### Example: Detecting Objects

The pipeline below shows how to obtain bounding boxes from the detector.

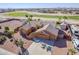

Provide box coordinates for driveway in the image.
[0,48,15,55]
[28,42,51,55]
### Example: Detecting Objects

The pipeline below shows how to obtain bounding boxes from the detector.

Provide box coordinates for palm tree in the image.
[14,39,24,48]
[30,15,33,20]
[38,18,43,28]
[67,48,76,55]
[4,26,14,39]
[19,39,24,48]
[27,15,33,26]
[27,17,31,25]
[63,16,68,22]
[14,15,33,33]
[14,14,33,33]
[5,26,9,32]
[0,35,6,44]
[25,15,28,18]
[57,16,62,24]
[55,17,62,28]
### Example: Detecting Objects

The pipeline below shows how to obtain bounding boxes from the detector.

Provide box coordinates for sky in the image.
[0,3,79,8]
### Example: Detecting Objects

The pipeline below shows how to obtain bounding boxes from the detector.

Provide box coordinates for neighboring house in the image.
[0,20,22,32]
[20,21,42,35]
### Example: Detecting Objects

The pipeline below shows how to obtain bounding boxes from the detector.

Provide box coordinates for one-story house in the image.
[28,24,59,40]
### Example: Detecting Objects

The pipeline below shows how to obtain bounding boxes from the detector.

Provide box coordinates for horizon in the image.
[0,3,79,9]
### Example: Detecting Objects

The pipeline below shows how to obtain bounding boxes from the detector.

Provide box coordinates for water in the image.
[33,38,54,46]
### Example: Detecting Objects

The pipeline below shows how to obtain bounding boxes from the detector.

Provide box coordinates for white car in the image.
[70,25,79,50]
[71,25,79,35]
[72,36,79,50]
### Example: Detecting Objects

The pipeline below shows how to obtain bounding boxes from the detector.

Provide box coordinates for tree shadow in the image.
[54,29,67,48]
[54,38,67,48]
[18,47,29,55]
[19,30,27,39]
[19,30,31,40]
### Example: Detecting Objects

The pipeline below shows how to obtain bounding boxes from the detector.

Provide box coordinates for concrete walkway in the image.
[28,42,51,55]
[0,48,16,55]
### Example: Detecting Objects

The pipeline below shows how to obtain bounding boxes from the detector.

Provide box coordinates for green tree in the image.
[19,39,24,48]
[14,15,31,33]
[0,35,6,44]
[25,15,28,18]
[14,39,24,48]
[5,26,9,31]
[26,15,33,25]
[4,27,14,39]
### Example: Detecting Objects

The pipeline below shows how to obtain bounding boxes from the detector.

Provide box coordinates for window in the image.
[75,31,78,33]
[77,45,79,47]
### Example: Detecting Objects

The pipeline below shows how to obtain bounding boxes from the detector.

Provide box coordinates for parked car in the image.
[70,25,79,50]
[72,36,79,50]
[71,25,79,35]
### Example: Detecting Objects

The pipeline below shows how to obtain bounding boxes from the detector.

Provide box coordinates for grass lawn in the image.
[5,11,79,20]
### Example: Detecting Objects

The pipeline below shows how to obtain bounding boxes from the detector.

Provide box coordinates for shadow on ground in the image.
[18,47,29,55]
[54,39,67,48]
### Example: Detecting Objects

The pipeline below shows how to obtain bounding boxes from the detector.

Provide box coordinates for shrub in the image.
[68,48,76,55]
[0,35,6,44]
[14,40,19,46]
[19,39,24,48]
[4,27,14,38]
[14,39,24,48]
[25,15,28,17]
[5,27,9,31]
[4,31,13,38]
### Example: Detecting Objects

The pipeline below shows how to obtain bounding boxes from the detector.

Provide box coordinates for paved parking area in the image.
[28,38,54,55]
[28,42,51,55]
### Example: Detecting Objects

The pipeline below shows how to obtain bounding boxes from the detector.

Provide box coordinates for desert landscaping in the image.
[0,8,79,55]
